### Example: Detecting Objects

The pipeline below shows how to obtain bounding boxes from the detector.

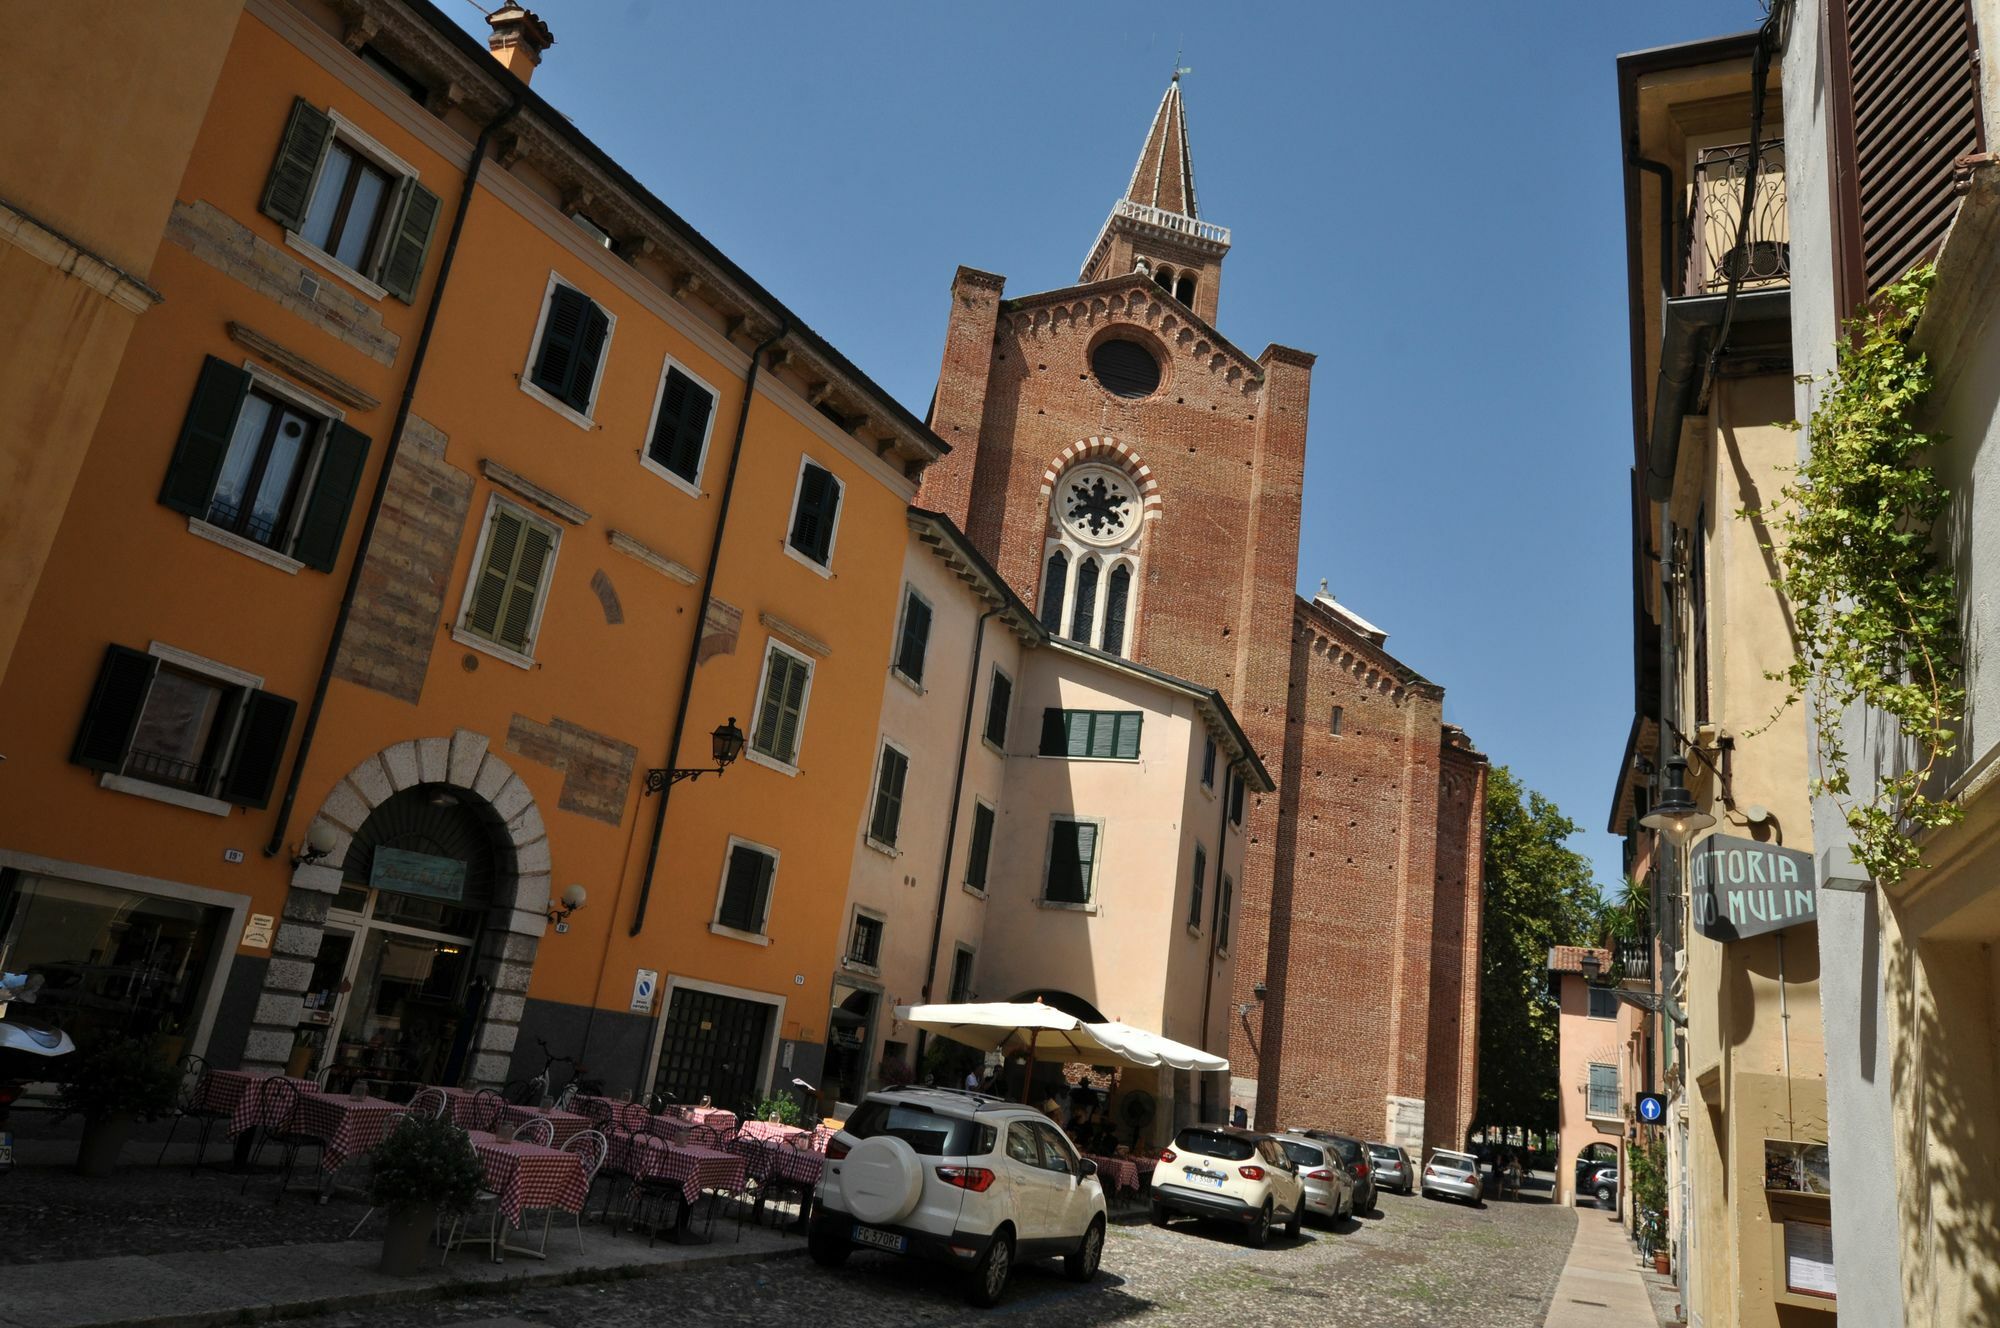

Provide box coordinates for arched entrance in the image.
[240,730,550,1089]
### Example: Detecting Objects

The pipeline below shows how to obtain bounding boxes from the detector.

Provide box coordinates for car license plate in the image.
[1184,1165,1227,1189]
[852,1224,907,1253]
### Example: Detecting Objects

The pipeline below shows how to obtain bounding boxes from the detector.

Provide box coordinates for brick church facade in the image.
[917,75,1487,1154]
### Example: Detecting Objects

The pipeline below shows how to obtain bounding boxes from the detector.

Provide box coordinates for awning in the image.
[1083,1020,1229,1073]
[895,1002,1229,1079]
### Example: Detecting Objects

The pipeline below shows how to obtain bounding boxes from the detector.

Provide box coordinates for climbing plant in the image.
[1759,264,1963,887]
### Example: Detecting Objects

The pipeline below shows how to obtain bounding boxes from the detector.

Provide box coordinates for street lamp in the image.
[1580,950,1602,984]
[1639,756,1715,844]
[643,717,746,795]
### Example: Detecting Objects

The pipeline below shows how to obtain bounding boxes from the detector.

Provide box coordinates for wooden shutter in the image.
[1084,712,1116,759]
[1202,737,1216,786]
[967,803,994,888]
[1217,876,1233,945]
[788,463,840,564]
[869,746,908,845]
[1039,707,1066,756]
[1229,775,1245,825]
[71,645,158,771]
[896,595,932,683]
[159,357,251,517]
[219,690,298,808]
[531,285,590,402]
[754,649,809,763]
[465,508,521,642]
[498,521,554,651]
[1071,822,1098,900]
[1112,713,1142,760]
[291,421,370,572]
[1046,820,1085,902]
[774,653,808,760]
[377,179,441,303]
[718,847,772,932]
[564,301,611,412]
[647,367,714,481]
[466,507,554,653]
[985,672,1012,747]
[1189,844,1206,928]
[260,98,333,232]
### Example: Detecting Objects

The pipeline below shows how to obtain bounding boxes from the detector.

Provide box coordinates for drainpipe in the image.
[1630,155,1678,311]
[627,319,791,937]
[1196,752,1234,1112]
[913,607,998,1070]
[264,95,523,859]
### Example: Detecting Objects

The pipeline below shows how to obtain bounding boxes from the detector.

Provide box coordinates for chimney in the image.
[486,5,553,84]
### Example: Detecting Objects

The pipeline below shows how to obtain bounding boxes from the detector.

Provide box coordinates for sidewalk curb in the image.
[77,1241,809,1328]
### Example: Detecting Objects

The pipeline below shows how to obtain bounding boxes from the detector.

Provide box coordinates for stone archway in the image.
[239,729,550,1088]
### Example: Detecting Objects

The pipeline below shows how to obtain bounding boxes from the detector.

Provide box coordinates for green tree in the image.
[1474,766,1604,1142]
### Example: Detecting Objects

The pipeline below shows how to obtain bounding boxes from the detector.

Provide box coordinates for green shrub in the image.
[55,1034,180,1123]
[367,1114,485,1212]
[751,1095,804,1126]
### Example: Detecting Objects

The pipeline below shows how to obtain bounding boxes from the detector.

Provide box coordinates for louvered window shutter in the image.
[160,357,251,517]
[788,464,840,564]
[1112,713,1142,760]
[754,650,810,764]
[465,509,521,643]
[1218,877,1233,946]
[219,690,298,808]
[1068,711,1094,758]
[532,285,589,402]
[1039,708,1066,756]
[775,654,808,761]
[718,847,770,932]
[1085,712,1117,759]
[1189,845,1206,928]
[1072,822,1098,899]
[564,302,611,412]
[71,645,159,771]
[1046,821,1084,902]
[967,804,995,888]
[260,98,334,233]
[896,595,932,683]
[984,673,1012,747]
[869,747,908,846]
[648,367,714,481]
[1230,775,1246,825]
[499,521,554,651]
[378,179,441,303]
[291,422,370,572]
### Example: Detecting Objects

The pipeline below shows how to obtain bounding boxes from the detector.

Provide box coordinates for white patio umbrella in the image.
[1083,1020,1229,1073]
[894,1001,1105,1102]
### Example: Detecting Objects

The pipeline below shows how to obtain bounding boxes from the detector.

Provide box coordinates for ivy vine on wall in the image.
[1756,264,1964,887]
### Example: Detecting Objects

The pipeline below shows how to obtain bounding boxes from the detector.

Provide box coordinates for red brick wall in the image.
[1426,738,1487,1154]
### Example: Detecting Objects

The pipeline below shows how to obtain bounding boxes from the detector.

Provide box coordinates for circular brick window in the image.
[1091,338,1162,399]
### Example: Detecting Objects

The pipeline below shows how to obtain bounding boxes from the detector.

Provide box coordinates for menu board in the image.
[1784,1221,1837,1299]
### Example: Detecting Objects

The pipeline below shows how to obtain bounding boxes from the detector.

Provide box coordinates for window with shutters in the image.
[1586,1063,1621,1120]
[1037,709,1143,761]
[982,669,1012,751]
[948,946,976,1003]
[1588,986,1621,1020]
[71,642,297,817]
[866,742,910,851]
[161,357,370,575]
[259,99,437,302]
[711,838,779,941]
[1043,816,1103,907]
[454,498,561,666]
[1201,736,1217,790]
[965,801,996,892]
[747,640,815,772]
[1188,842,1207,931]
[640,357,718,494]
[522,273,615,427]
[892,588,933,688]
[847,911,884,968]
[785,458,844,571]
[1228,772,1246,828]
[1216,873,1234,949]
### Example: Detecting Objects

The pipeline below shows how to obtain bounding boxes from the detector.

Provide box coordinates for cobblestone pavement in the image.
[281,1190,1578,1328]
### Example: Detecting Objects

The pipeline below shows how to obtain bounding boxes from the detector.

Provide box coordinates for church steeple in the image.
[1080,71,1232,323]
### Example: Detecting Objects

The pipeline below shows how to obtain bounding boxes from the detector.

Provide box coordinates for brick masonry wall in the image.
[1426,739,1488,1154]
[504,714,639,827]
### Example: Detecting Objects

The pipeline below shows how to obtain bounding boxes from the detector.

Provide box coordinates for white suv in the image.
[1151,1125,1307,1246]
[809,1087,1108,1306]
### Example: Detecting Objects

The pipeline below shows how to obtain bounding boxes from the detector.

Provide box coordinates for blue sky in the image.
[447,1,1762,891]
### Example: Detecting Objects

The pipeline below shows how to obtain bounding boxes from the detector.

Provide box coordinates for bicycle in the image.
[503,1036,603,1105]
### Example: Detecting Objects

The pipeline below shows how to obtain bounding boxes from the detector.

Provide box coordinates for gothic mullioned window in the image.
[1042,461,1144,656]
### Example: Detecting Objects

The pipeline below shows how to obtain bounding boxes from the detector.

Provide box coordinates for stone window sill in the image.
[283,232,389,302]
[709,923,771,947]
[187,518,305,574]
[100,772,233,818]
[864,836,900,859]
[451,625,537,671]
[745,748,800,778]
[519,377,598,432]
[1038,898,1099,915]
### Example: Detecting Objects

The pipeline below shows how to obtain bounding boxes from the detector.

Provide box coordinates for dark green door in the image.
[653,987,773,1115]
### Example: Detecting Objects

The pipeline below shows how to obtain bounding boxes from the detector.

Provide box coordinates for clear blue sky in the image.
[448,1,1761,892]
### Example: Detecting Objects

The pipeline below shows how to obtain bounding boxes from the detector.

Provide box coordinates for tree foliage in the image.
[1475,766,1604,1138]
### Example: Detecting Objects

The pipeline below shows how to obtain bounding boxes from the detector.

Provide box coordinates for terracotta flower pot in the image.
[379,1205,434,1276]
[1654,1250,1671,1275]
[75,1113,132,1178]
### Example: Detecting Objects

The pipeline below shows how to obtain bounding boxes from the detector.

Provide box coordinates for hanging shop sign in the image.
[1691,833,1816,941]
[369,847,467,903]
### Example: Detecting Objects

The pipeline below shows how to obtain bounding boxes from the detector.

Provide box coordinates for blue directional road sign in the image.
[1636,1092,1666,1124]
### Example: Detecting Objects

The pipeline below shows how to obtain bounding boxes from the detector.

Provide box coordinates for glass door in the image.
[294,925,356,1079]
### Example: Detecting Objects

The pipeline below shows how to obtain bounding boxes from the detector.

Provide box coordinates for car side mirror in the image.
[1077,1158,1097,1181]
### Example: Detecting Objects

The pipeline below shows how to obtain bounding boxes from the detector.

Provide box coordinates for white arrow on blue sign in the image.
[1636,1093,1666,1123]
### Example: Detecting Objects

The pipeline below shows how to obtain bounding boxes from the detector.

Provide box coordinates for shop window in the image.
[785,459,844,569]
[715,840,778,937]
[525,277,614,421]
[983,669,1012,749]
[1043,817,1101,906]
[893,589,933,686]
[867,743,909,849]
[260,98,439,301]
[160,358,370,572]
[749,641,814,770]
[456,499,560,663]
[642,360,717,490]
[1038,708,1143,760]
[848,912,883,967]
[965,802,996,891]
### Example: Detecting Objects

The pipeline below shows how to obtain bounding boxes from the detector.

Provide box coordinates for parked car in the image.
[1152,1124,1307,1246]
[1588,1166,1620,1207]
[1421,1149,1485,1203]
[1275,1131,1356,1223]
[1366,1142,1414,1196]
[809,1087,1107,1307]
[1300,1130,1377,1213]
[1574,1150,1617,1196]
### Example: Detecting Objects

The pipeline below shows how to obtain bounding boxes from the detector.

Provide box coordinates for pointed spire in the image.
[1123,75,1198,218]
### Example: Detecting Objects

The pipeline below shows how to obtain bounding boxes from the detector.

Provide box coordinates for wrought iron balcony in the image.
[1684,139,1788,295]
[1615,935,1654,986]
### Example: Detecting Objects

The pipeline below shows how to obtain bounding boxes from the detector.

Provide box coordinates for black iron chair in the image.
[155,1055,229,1171]
[238,1077,323,1202]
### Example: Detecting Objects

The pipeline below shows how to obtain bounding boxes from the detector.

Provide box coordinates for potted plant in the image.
[367,1114,485,1275]
[56,1033,180,1177]
[752,1094,803,1126]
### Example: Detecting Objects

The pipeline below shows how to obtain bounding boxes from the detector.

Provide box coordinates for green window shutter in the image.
[869,746,908,846]
[563,301,611,412]
[531,285,590,402]
[1039,708,1066,756]
[1189,845,1206,928]
[71,645,158,771]
[218,690,298,808]
[377,178,441,303]
[465,508,522,642]
[1074,822,1097,896]
[1084,712,1114,759]
[1046,820,1096,904]
[291,422,370,572]
[1202,737,1217,787]
[1230,775,1246,825]
[160,357,251,517]
[718,846,773,932]
[984,672,1011,747]
[497,520,555,652]
[754,649,810,764]
[967,804,994,888]
[1112,713,1142,760]
[895,595,931,683]
[260,97,333,232]
[648,367,714,481]
[1217,877,1233,946]
[788,463,840,564]
[775,653,808,761]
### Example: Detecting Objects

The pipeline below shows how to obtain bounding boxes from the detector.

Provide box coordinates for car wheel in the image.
[967,1229,1014,1307]
[1244,1201,1272,1248]
[807,1217,850,1267]
[1284,1200,1302,1240]
[1597,1185,1614,1206]
[1150,1202,1171,1228]
[1064,1217,1105,1282]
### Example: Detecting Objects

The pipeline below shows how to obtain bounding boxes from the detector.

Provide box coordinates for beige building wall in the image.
[1552,958,1645,1204]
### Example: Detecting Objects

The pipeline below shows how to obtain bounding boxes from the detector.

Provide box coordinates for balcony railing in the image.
[1615,935,1654,986]
[1684,140,1788,295]
[1112,199,1231,245]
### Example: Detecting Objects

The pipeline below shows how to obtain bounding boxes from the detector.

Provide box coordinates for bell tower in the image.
[1078,72,1231,325]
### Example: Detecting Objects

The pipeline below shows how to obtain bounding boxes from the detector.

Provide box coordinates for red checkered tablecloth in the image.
[612,1134,747,1207]
[497,1103,591,1146]
[1087,1154,1141,1196]
[769,1145,825,1189]
[193,1071,321,1137]
[688,1107,737,1134]
[292,1093,406,1172]
[569,1095,651,1133]
[468,1130,591,1227]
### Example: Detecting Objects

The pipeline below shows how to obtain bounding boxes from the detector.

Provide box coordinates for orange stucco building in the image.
[0,0,944,1109]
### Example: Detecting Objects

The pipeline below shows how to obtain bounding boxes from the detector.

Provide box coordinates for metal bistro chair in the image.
[239,1077,322,1202]
[407,1087,448,1121]
[156,1055,229,1171]
[758,1131,818,1233]
[621,1134,687,1247]
[467,1087,504,1132]
[439,1130,505,1266]
[513,1115,556,1148]
[510,1128,606,1257]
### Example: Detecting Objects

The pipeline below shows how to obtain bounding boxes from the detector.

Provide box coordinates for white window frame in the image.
[744,638,816,776]
[962,797,998,896]
[449,493,563,671]
[845,905,887,974]
[185,361,348,575]
[98,642,267,817]
[981,666,1013,755]
[519,270,617,431]
[637,351,720,498]
[782,454,845,578]
[889,584,933,693]
[1040,814,1105,913]
[864,738,911,856]
[709,835,781,946]
[1585,1062,1622,1121]
[282,108,420,301]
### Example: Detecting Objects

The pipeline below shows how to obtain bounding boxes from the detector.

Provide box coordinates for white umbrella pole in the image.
[1020,1029,1036,1105]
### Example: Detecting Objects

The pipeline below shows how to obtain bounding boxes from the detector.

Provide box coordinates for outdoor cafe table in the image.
[293,1091,407,1173]
[497,1102,591,1146]
[570,1094,651,1133]
[194,1070,323,1137]
[1085,1154,1148,1197]
[688,1106,737,1134]
[465,1129,590,1254]
[609,1133,747,1239]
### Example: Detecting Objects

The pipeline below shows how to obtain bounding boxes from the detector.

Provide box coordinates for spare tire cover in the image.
[843,1135,924,1225]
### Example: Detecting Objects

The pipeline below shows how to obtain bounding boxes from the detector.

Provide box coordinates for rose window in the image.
[1059,466,1140,547]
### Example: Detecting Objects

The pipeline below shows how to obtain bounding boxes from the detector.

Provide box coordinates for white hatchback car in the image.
[809,1088,1108,1306]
